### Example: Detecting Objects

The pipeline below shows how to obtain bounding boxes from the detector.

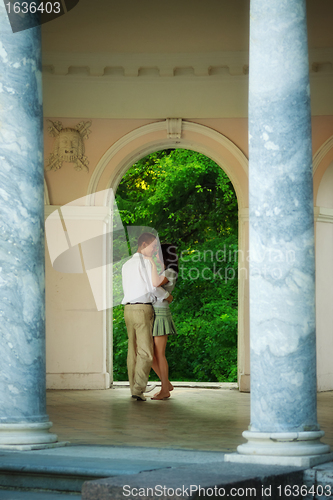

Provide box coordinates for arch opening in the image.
[113,148,239,384]
[89,121,250,392]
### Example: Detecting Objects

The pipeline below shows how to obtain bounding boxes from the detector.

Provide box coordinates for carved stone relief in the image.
[46,120,91,172]
[166,118,182,139]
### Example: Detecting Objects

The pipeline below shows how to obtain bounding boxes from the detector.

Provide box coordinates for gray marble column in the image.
[226,0,332,466]
[0,3,57,447]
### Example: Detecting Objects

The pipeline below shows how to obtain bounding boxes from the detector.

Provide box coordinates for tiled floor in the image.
[46,386,333,453]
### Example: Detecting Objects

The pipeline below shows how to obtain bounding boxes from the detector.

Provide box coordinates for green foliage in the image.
[116,149,238,248]
[113,149,239,382]
[165,235,238,382]
[112,305,128,381]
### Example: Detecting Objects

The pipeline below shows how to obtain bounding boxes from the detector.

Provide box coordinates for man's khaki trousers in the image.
[124,304,154,396]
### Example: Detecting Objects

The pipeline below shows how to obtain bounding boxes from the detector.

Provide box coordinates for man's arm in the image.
[154,286,170,301]
[145,256,168,287]
[140,255,170,301]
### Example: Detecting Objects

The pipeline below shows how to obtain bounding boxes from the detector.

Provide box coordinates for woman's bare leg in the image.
[151,342,173,392]
[151,335,172,399]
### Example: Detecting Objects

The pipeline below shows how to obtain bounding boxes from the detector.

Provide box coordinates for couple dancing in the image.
[121,232,178,401]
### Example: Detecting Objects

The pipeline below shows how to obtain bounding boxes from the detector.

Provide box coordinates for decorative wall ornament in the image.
[46,120,91,172]
[166,118,182,139]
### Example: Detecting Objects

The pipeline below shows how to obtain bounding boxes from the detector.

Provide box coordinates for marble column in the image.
[0,3,57,447]
[226,0,332,467]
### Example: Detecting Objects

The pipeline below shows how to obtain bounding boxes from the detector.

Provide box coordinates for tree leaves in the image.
[113,150,239,382]
[116,149,238,249]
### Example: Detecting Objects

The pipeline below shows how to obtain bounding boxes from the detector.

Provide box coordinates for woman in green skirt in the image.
[148,243,178,400]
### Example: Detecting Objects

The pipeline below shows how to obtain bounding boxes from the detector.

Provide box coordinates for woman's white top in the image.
[153,268,177,308]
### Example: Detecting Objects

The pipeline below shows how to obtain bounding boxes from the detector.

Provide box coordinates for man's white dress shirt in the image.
[121,252,169,304]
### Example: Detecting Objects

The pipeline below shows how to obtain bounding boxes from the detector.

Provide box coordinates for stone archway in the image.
[88,119,250,392]
[313,136,333,392]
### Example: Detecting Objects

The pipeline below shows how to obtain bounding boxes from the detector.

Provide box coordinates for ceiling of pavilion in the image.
[41,0,333,54]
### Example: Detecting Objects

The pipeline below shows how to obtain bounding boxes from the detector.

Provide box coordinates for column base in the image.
[0,422,59,448]
[225,430,333,467]
[0,441,70,451]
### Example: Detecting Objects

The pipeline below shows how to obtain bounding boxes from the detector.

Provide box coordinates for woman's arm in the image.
[146,257,169,287]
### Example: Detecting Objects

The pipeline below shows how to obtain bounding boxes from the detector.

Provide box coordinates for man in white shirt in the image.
[122,232,171,401]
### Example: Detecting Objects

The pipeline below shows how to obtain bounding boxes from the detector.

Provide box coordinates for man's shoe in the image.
[144,383,157,393]
[132,394,146,401]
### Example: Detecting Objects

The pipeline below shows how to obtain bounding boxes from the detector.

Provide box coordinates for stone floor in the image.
[0,388,331,500]
[46,385,333,452]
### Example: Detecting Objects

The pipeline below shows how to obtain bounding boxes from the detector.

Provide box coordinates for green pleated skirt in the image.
[152,307,177,337]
